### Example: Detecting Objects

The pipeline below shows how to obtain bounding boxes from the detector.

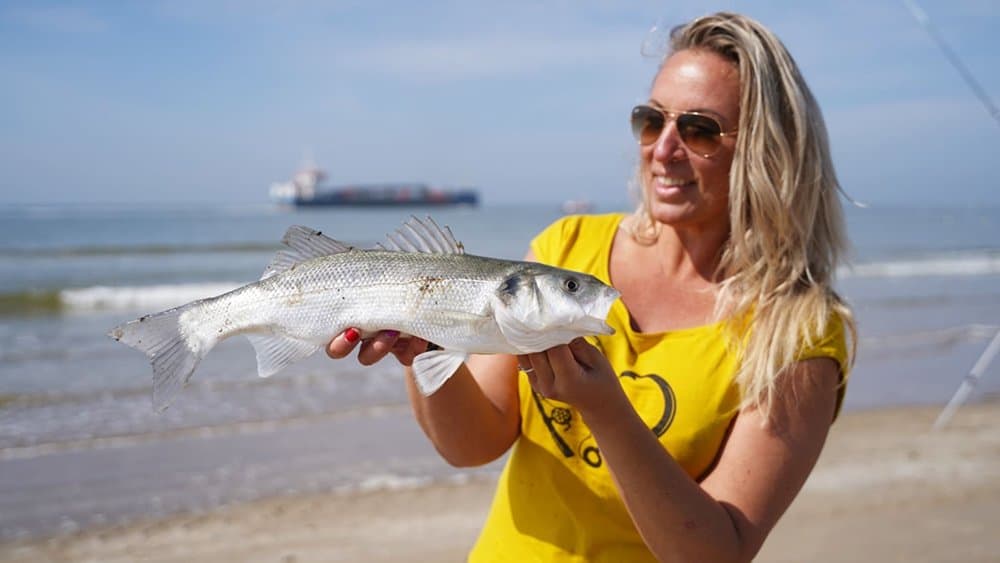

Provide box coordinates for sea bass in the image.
[109,216,620,410]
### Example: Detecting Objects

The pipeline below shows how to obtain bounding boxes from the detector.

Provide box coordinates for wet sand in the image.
[1,401,998,562]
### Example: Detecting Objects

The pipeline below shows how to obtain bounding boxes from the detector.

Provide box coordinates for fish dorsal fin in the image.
[261,225,353,280]
[376,216,465,255]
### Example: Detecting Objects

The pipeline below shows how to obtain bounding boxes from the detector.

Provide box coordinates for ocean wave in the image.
[860,324,999,353]
[0,242,280,258]
[0,402,415,461]
[1,250,997,316]
[62,283,243,311]
[0,283,242,316]
[841,252,1000,278]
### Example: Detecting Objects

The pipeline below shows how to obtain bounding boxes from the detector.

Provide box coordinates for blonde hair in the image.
[628,12,856,414]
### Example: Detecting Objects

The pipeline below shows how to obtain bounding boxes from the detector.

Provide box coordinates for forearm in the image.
[405,362,519,467]
[582,397,748,563]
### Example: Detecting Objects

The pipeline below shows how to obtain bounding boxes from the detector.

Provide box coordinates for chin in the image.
[647,199,697,225]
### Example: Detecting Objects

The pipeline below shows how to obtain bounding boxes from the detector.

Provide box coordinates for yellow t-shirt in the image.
[469,213,849,562]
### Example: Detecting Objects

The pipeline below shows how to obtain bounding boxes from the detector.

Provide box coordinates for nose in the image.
[650,120,687,162]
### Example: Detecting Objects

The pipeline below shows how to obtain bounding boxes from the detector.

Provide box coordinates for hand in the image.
[518,337,621,414]
[326,328,429,367]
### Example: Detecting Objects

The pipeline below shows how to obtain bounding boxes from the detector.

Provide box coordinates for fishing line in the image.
[902,0,1000,128]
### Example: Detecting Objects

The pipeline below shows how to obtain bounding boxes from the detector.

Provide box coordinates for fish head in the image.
[493,263,620,353]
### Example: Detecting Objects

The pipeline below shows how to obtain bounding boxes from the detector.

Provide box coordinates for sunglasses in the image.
[630,104,737,158]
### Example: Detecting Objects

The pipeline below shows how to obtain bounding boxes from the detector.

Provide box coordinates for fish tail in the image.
[108,305,208,411]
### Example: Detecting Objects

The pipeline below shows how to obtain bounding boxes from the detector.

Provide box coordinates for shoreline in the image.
[2,401,998,562]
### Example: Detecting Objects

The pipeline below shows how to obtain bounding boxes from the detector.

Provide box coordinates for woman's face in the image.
[640,48,740,231]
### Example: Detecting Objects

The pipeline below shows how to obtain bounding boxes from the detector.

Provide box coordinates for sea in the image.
[1,201,999,540]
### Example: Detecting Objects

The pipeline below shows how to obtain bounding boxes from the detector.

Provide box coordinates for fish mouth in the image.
[583,288,620,335]
[592,319,616,335]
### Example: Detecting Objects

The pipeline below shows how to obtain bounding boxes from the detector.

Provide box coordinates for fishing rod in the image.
[902,0,1000,128]
[902,0,1000,428]
[933,329,1000,431]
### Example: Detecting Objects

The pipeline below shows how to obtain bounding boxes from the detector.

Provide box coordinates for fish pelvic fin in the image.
[412,349,468,395]
[262,225,354,280]
[108,307,207,412]
[245,333,322,378]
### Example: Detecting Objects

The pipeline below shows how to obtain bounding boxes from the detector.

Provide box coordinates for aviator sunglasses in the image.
[630,104,737,158]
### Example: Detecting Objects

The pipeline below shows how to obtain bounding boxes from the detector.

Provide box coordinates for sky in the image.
[1,0,998,207]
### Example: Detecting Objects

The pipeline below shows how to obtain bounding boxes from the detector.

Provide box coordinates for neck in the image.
[646,221,729,284]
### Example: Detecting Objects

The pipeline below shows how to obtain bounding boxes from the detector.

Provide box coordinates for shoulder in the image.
[795,307,851,381]
[795,306,854,420]
[530,213,626,264]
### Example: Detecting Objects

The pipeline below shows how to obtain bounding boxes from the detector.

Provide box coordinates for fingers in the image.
[519,352,555,397]
[568,337,601,369]
[357,330,401,365]
[327,327,362,359]
[391,336,429,367]
[520,341,603,401]
[327,328,407,366]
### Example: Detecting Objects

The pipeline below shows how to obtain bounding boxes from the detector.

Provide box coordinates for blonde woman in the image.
[329,12,855,561]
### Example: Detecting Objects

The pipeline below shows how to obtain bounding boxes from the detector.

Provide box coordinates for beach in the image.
[1,203,999,561]
[0,401,996,562]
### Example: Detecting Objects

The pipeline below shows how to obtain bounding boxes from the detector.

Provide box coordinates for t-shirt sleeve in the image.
[796,311,852,419]
[797,311,849,375]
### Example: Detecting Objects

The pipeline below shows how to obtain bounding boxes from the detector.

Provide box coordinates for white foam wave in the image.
[860,324,999,352]
[841,253,1000,279]
[61,282,243,312]
[49,251,1000,314]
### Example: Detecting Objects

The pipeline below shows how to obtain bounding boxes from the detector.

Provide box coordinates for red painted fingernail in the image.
[344,328,361,343]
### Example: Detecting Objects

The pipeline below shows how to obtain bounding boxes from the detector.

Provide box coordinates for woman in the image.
[328,12,855,562]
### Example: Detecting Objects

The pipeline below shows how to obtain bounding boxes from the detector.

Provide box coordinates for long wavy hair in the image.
[628,12,857,415]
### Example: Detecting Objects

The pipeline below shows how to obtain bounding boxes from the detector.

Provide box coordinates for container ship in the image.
[269,165,478,208]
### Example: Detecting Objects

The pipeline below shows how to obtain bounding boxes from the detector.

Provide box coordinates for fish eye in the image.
[562,277,580,293]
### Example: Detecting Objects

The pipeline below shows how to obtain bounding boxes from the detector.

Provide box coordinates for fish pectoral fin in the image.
[412,350,468,396]
[246,333,322,378]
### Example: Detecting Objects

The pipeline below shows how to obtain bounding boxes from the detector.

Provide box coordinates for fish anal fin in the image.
[246,332,322,378]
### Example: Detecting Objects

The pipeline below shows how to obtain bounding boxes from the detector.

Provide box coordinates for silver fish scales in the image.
[109,216,620,411]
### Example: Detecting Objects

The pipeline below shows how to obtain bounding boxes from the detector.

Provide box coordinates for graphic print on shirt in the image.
[531,371,676,468]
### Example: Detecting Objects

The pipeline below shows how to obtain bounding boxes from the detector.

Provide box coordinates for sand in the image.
[1,401,998,562]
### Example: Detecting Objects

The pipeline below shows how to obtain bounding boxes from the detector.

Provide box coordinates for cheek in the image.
[697,158,733,197]
[638,146,655,171]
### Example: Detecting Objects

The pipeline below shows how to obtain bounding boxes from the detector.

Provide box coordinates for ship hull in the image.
[291,189,479,207]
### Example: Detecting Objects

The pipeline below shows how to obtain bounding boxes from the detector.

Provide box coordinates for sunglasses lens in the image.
[631,106,665,145]
[676,113,723,156]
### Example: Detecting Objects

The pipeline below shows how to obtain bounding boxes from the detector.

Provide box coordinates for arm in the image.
[524,339,839,562]
[403,353,521,467]
[326,329,521,469]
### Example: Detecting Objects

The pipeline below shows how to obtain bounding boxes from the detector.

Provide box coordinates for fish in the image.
[109,216,620,410]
